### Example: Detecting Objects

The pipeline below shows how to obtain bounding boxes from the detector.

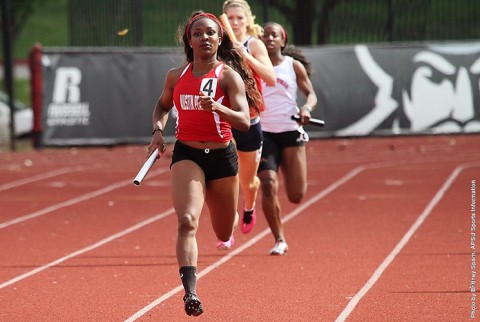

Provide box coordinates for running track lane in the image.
[336,162,480,321]
[125,160,478,321]
[2,162,372,321]
[0,135,479,321]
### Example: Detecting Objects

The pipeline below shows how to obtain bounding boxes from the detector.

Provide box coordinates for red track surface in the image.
[1,134,479,321]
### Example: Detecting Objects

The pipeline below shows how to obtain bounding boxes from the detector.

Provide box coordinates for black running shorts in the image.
[171,141,238,181]
[258,130,306,173]
[231,118,263,152]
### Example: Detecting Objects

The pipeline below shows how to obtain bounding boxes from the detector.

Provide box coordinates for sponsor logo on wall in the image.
[39,44,480,146]
[47,67,90,127]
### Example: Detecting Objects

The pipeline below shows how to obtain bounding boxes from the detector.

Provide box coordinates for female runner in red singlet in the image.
[146,11,262,317]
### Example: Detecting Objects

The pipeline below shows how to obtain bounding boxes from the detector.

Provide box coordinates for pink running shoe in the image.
[216,235,235,250]
[240,208,256,234]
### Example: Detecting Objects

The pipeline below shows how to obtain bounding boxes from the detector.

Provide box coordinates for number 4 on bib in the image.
[200,78,217,97]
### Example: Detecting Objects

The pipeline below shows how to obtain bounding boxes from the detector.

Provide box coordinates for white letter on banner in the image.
[53,67,82,104]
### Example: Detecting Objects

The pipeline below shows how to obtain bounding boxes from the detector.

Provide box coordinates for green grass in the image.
[8,0,68,106]
[0,79,30,107]
[14,79,30,106]
[14,0,69,61]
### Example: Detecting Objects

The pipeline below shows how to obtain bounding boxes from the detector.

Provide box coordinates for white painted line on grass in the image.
[335,162,480,322]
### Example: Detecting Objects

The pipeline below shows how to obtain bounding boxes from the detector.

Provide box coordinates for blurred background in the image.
[1,0,480,150]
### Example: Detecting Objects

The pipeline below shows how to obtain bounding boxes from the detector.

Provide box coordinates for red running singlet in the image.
[173,63,233,142]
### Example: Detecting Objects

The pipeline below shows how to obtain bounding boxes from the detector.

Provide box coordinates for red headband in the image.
[265,23,288,44]
[279,26,287,44]
[186,13,224,38]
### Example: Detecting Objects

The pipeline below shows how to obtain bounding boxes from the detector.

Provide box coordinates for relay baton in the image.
[133,148,159,186]
[291,115,325,127]
[219,14,237,42]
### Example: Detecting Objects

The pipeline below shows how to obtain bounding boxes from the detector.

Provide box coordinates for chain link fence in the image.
[68,0,480,47]
[68,0,266,47]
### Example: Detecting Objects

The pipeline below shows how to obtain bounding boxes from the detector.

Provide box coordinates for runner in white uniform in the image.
[259,22,318,255]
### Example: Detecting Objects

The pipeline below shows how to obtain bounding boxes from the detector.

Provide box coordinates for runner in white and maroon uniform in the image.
[259,22,318,256]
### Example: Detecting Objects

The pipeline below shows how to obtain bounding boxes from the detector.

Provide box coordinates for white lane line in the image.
[0,167,82,192]
[0,208,175,290]
[125,165,372,321]
[335,162,480,322]
[0,168,168,230]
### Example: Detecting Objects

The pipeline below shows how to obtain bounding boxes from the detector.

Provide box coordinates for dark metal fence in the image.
[328,0,480,44]
[68,0,256,47]
[68,0,480,47]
